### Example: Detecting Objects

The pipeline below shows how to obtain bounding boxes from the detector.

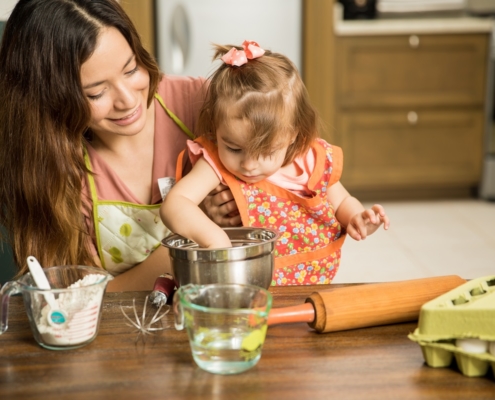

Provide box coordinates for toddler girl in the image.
[160,41,390,286]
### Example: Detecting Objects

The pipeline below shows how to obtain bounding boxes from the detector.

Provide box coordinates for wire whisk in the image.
[120,295,170,344]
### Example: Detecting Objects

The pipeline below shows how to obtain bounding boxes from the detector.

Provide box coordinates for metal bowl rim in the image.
[161,227,280,251]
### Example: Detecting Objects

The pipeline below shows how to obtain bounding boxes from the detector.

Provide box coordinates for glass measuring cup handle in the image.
[0,280,22,334]
[173,289,184,330]
[173,283,200,330]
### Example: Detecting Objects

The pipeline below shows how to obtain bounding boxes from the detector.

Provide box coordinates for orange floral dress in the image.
[181,137,346,286]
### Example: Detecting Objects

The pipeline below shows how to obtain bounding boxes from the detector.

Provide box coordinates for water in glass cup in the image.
[174,283,272,375]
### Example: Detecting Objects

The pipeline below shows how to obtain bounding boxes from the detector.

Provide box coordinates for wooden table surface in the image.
[1,284,494,400]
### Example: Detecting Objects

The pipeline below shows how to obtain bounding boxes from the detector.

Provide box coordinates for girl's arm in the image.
[160,157,232,249]
[326,181,390,240]
[104,159,232,292]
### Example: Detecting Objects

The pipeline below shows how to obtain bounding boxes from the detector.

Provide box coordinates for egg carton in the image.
[408,275,495,378]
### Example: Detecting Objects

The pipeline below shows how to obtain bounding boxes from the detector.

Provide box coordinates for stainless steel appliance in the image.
[155,0,302,78]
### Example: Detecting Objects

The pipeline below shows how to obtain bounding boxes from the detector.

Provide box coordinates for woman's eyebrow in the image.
[82,55,134,89]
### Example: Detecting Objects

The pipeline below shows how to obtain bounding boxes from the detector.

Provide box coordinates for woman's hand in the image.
[346,204,390,241]
[200,184,241,227]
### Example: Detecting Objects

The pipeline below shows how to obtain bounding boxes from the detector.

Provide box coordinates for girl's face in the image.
[216,117,290,183]
[80,27,150,139]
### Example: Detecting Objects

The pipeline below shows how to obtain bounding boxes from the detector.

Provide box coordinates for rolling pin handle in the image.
[267,302,315,326]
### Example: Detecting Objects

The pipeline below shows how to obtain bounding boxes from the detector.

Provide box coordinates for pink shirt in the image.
[83,75,205,255]
[187,140,316,196]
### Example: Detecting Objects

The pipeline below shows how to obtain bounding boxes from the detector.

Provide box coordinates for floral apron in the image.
[187,137,346,286]
[85,93,194,276]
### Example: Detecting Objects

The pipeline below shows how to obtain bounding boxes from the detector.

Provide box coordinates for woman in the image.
[0,0,239,291]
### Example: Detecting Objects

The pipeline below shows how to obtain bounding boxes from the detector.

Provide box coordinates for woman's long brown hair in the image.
[0,0,161,276]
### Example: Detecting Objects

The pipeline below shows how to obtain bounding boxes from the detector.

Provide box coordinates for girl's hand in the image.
[346,204,390,241]
[201,184,241,227]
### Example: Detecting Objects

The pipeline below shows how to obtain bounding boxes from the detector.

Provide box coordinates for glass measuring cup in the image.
[0,265,112,350]
[174,283,272,375]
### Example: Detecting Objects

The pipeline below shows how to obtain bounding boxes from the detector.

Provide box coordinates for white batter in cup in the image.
[0,265,113,350]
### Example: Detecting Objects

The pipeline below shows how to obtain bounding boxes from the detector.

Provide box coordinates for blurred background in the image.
[1,0,494,283]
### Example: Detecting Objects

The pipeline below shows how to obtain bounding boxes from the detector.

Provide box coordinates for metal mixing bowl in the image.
[161,227,279,289]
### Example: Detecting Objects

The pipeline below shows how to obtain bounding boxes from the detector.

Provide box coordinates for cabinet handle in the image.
[407,111,418,125]
[409,35,420,48]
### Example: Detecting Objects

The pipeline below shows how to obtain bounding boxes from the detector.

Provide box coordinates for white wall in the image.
[0,0,17,20]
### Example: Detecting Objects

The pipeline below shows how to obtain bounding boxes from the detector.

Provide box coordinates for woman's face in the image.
[80,27,150,139]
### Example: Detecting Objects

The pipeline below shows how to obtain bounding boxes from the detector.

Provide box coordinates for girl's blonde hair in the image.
[197,44,319,166]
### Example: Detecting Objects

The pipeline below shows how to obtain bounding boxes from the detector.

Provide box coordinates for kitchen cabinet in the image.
[120,0,155,56]
[303,0,493,199]
[338,108,484,191]
[336,35,487,108]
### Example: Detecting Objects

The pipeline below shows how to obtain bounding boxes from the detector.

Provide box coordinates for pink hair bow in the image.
[221,40,265,67]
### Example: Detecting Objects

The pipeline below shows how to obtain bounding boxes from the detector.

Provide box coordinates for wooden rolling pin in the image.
[267,275,466,333]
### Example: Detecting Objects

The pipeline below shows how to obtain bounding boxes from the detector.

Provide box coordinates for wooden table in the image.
[1,284,494,399]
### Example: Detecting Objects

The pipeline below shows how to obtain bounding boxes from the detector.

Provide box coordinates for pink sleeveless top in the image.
[83,75,205,256]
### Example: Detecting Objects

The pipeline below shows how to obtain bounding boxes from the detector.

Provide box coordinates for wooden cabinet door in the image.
[337,109,485,190]
[336,34,489,108]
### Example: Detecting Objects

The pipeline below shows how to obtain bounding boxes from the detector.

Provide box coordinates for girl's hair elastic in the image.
[221,40,265,67]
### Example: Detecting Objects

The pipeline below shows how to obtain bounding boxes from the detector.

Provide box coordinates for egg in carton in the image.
[408,275,495,378]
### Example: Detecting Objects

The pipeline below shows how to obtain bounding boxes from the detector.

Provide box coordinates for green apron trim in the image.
[92,200,162,209]
[154,93,195,140]
[84,148,107,270]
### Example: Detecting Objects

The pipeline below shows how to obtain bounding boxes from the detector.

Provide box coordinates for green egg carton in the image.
[408,275,495,378]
